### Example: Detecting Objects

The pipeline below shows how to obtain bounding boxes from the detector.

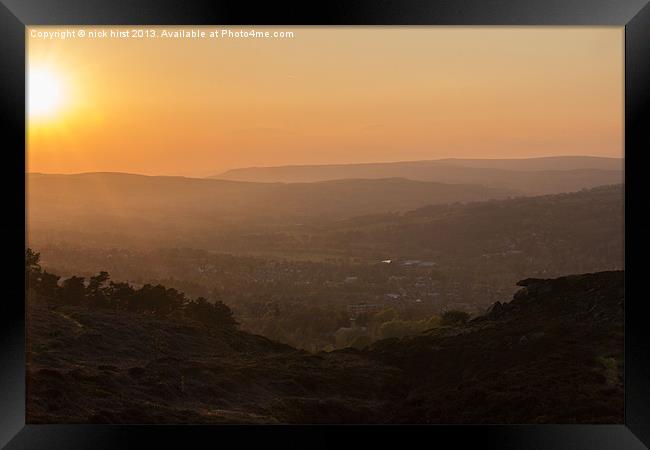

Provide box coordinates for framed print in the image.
[1,0,649,448]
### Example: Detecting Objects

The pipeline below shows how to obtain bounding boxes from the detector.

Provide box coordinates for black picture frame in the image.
[1,0,649,448]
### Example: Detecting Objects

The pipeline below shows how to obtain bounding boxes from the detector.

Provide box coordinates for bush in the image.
[350,334,373,350]
[184,297,238,327]
[440,310,470,326]
[379,320,416,339]
[25,247,239,328]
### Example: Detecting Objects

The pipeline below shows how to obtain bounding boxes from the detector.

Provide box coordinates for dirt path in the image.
[54,311,84,332]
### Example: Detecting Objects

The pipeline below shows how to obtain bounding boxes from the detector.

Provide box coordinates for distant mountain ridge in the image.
[213,156,623,195]
[27,172,516,237]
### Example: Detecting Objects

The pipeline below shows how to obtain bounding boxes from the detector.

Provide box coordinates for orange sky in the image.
[27,26,623,177]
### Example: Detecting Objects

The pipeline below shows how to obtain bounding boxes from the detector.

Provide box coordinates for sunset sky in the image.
[27,26,623,177]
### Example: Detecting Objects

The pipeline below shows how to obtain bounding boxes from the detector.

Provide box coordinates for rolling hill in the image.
[318,184,624,258]
[27,172,516,245]
[213,156,623,195]
[214,185,623,281]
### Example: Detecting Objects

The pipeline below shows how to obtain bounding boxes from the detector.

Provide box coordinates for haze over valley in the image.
[26,26,624,424]
[29,156,624,355]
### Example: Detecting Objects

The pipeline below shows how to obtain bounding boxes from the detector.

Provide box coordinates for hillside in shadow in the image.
[27,270,623,424]
[306,184,623,261]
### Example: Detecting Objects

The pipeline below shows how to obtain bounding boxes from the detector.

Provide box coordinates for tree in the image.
[211,300,238,326]
[23,253,240,327]
[26,248,42,291]
[130,284,167,312]
[128,284,188,314]
[60,276,86,305]
[164,287,188,313]
[25,249,62,301]
[350,334,373,350]
[372,307,399,324]
[333,326,363,348]
[379,319,414,339]
[108,281,135,309]
[87,271,111,308]
[87,271,110,294]
[185,297,238,327]
[38,271,61,298]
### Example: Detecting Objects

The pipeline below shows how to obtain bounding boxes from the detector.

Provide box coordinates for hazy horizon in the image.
[25,154,623,179]
[27,26,623,177]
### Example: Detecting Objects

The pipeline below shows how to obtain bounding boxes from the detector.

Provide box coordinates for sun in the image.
[28,68,65,120]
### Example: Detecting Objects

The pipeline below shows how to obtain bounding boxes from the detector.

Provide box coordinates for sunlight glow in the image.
[28,68,64,120]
